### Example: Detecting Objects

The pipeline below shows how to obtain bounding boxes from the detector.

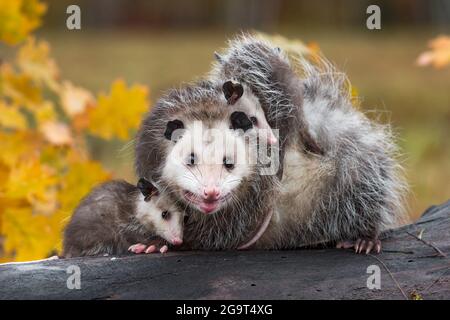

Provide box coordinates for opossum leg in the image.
[336,239,381,254]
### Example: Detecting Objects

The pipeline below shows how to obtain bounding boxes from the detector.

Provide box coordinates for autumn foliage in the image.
[0,0,149,261]
[416,35,450,69]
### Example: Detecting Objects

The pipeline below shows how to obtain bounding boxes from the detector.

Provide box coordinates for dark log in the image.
[0,201,449,300]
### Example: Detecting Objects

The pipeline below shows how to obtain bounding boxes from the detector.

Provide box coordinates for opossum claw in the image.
[354,239,362,253]
[337,238,381,254]
[365,241,375,254]
[375,240,382,254]
[358,240,367,253]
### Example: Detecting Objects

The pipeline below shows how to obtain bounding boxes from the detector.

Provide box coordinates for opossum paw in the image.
[128,243,148,254]
[336,239,381,254]
[159,245,168,254]
[128,243,169,254]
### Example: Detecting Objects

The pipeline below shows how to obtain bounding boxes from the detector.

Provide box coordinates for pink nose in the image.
[171,238,183,246]
[203,186,220,200]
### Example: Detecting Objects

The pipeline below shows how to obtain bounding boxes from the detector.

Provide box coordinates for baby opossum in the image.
[62,179,184,257]
[135,80,279,249]
[221,80,277,145]
[211,34,408,253]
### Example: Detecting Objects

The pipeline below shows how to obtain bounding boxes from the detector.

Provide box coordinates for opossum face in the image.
[136,179,183,245]
[223,81,277,145]
[162,118,257,215]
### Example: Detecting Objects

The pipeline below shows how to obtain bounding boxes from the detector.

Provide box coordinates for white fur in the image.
[162,120,257,213]
[135,193,183,244]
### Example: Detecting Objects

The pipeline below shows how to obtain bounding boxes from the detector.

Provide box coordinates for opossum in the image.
[135,80,279,249]
[211,34,408,253]
[62,179,184,257]
[221,80,278,145]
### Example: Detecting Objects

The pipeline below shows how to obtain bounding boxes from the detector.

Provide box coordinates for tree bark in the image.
[0,200,449,300]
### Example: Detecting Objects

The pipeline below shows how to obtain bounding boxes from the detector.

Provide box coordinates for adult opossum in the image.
[211,34,408,253]
[63,179,184,257]
[135,80,279,249]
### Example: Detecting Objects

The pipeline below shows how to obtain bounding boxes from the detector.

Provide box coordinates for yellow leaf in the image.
[0,63,43,107]
[60,81,94,117]
[410,290,423,300]
[0,0,47,45]
[34,101,57,124]
[40,121,73,146]
[0,131,43,166]
[0,101,27,130]
[416,35,450,69]
[17,37,59,90]
[87,79,149,140]
[5,159,57,207]
[1,206,59,261]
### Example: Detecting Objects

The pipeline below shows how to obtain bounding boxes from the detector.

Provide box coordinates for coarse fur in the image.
[63,180,184,257]
[135,34,407,250]
[135,80,279,249]
[215,36,407,248]
[213,34,408,249]
[210,34,323,173]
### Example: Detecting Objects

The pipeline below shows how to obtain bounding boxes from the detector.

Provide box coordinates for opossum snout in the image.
[171,237,183,246]
[203,186,221,200]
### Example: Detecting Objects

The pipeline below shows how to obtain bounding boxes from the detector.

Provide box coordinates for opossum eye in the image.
[161,211,171,220]
[186,153,197,166]
[223,157,235,170]
[250,116,258,125]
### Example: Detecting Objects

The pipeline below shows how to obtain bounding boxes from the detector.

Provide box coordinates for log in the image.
[0,201,449,300]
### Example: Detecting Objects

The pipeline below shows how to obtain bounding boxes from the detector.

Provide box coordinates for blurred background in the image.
[0,0,449,260]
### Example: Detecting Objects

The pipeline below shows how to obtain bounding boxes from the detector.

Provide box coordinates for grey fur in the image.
[134,34,407,251]
[211,34,408,248]
[63,180,162,257]
[209,34,322,159]
[135,80,279,249]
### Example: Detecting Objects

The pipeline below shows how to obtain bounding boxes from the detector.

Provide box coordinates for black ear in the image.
[137,178,158,201]
[223,81,244,105]
[230,111,253,132]
[164,119,184,141]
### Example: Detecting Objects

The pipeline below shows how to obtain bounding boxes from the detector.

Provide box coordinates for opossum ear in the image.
[223,81,244,105]
[137,178,159,202]
[164,119,184,141]
[230,111,253,132]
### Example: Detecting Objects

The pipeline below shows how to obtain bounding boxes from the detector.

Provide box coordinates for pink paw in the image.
[336,238,381,254]
[128,243,169,254]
